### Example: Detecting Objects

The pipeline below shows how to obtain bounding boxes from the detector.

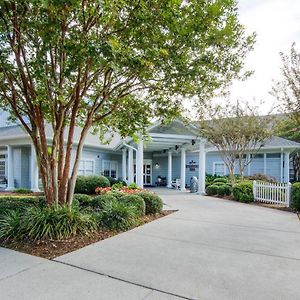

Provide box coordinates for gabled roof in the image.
[149,119,198,136]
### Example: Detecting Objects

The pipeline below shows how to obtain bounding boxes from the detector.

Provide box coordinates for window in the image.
[103,160,118,178]
[78,159,95,176]
[213,162,226,176]
[266,153,281,158]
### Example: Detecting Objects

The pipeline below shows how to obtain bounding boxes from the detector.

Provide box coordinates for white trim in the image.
[102,159,118,179]
[213,161,226,176]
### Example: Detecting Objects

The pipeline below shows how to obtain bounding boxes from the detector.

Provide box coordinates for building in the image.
[0,110,299,193]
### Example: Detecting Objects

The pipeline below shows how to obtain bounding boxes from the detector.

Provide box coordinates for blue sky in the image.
[228,0,300,113]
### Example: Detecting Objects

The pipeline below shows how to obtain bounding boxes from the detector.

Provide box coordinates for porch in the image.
[117,122,207,194]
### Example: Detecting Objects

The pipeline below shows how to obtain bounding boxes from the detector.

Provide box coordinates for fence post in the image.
[287,182,292,207]
[253,180,257,201]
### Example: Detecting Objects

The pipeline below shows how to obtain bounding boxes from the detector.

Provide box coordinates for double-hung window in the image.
[213,162,226,176]
[78,159,95,176]
[103,160,118,178]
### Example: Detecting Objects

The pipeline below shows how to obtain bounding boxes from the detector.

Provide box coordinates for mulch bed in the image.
[0,210,175,259]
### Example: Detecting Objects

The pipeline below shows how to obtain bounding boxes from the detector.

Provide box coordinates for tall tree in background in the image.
[0,0,254,205]
[200,102,273,183]
[275,118,300,181]
[272,43,300,124]
[272,43,300,181]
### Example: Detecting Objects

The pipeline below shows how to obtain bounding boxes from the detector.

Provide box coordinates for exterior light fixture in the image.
[192,139,195,146]
[175,145,178,150]
[155,162,160,169]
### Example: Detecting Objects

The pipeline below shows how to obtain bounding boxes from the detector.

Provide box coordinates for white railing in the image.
[253,180,291,207]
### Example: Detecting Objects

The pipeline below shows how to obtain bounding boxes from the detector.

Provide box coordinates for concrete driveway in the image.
[1,188,300,300]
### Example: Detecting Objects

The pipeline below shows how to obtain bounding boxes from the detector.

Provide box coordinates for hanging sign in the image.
[186,160,198,171]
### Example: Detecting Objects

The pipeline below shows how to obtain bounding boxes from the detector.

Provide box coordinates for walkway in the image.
[1,189,300,299]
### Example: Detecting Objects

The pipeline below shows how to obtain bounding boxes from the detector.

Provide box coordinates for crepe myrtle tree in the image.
[0,0,254,205]
[199,102,273,183]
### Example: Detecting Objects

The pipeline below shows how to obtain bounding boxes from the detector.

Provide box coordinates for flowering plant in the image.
[95,187,112,195]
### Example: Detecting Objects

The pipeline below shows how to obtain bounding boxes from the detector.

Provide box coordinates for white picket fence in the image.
[253,180,291,207]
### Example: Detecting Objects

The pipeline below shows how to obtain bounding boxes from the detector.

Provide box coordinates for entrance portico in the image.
[118,128,206,194]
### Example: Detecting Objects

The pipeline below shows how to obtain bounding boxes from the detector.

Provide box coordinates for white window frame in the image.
[78,159,95,176]
[213,161,226,176]
[102,160,118,178]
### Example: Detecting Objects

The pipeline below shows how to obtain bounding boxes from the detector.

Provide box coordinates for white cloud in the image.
[225,0,300,114]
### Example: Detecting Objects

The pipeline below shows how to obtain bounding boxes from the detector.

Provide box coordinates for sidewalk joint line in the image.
[52,259,199,300]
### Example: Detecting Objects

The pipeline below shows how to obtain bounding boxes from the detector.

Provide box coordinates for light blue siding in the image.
[80,147,123,179]
[11,146,30,189]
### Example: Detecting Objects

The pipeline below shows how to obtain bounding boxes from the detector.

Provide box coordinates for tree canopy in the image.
[199,102,273,182]
[272,43,300,126]
[0,0,254,204]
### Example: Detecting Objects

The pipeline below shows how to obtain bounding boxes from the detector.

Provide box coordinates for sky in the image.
[225,0,300,114]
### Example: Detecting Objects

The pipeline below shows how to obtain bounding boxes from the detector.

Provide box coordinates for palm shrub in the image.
[232,181,254,203]
[119,194,145,216]
[96,200,138,231]
[0,211,22,241]
[291,182,300,211]
[0,205,97,241]
[0,196,40,217]
[137,192,163,214]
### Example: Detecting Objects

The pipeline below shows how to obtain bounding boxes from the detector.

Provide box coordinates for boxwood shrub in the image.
[232,181,254,203]
[119,194,145,217]
[89,194,117,209]
[291,182,300,211]
[75,175,110,194]
[206,184,219,196]
[213,178,228,184]
[73,194,92,206]
[217,184,232,197]
[137,192,163,214]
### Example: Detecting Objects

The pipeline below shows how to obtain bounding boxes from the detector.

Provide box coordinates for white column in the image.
[180,147,186,191]
[122,148,127,181]
[6,145,14,190]
[263,153,267,175]
[198,141,206,195]
[136,140,144,188]
[128,148,134,184]
[284,152,290,183]
[167,150,172,188]
[31,144,40,192]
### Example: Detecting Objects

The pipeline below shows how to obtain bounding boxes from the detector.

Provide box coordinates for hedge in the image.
[137,192,163,214]
[291,182,300,211]
[206,184,219,196]
[89,194,117,209]
[119,194,145,217]
[232,181,254,203]
[75,175,110,194]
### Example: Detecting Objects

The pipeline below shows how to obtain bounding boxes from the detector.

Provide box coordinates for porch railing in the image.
[253,180,291,207]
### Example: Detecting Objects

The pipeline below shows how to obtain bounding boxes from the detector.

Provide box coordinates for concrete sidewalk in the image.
[1,189,300,299]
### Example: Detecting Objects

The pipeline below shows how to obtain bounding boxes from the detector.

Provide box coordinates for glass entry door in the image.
[134,159,152,186]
